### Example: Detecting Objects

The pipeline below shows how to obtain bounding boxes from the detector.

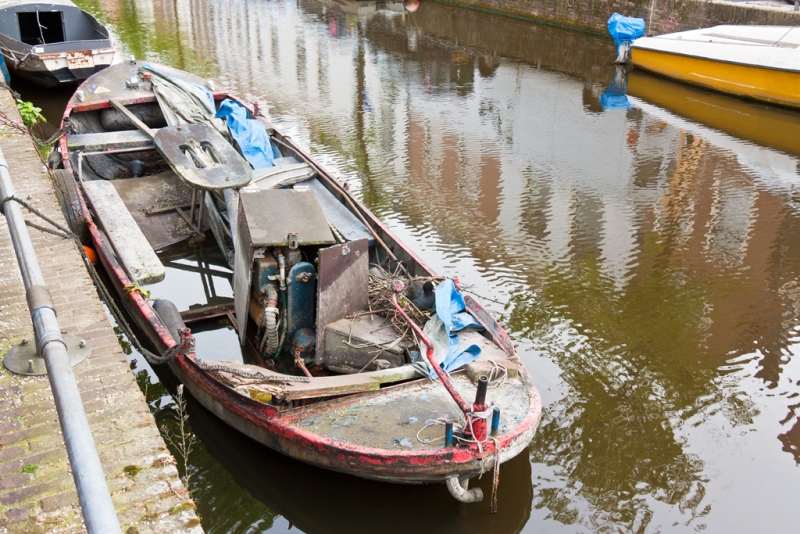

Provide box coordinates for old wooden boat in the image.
[629,25,800,109]
[0,0,116,87]
[53,59,542,502]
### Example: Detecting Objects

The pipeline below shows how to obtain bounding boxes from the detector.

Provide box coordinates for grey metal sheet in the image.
[0,0,77,10]
[315,239,369,361]
[239,188,335,247]
[154,124,252,191]
[233,197,254,345]
[300,178,374,245]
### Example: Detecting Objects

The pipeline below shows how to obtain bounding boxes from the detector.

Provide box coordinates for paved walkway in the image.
[0,88,202,533]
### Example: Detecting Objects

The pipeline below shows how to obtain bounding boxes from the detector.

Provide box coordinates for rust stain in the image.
[67,50,94,69]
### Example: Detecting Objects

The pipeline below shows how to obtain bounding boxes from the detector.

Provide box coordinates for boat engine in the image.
[234,189,335,366]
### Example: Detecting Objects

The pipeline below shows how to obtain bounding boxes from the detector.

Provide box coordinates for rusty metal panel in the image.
[67,50,94,70]
[315,239,369,362]
[233,197,254,345]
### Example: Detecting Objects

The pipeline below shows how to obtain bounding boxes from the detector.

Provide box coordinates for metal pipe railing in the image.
[0,148,122,534]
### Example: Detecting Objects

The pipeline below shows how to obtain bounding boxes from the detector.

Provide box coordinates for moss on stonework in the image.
[123,465,142,477]
[126,527,139,534]
[168,502,195,514]
[142,512,161,522]
[184,518,202,528]
[150,456,174,468]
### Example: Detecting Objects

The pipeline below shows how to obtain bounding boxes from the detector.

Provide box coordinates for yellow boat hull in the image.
[631,47,800,109]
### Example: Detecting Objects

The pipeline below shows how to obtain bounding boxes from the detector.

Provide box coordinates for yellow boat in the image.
[630,25,800,109]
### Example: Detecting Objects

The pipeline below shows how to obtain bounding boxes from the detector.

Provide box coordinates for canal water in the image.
[15,0,800,532]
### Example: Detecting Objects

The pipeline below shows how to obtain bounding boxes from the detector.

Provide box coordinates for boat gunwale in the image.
[631,40,800,75]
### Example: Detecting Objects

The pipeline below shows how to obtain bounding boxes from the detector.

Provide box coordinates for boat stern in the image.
[37,46,117,85]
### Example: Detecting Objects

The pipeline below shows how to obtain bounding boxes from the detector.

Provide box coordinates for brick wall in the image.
[435,0,800,36]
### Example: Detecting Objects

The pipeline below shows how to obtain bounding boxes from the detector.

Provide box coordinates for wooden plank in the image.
[208,360,421,401]
[110,173,195,250]
[180,303,235,323]
[110,98,155,138]
[66,130,156,150]
[82,180,165,285]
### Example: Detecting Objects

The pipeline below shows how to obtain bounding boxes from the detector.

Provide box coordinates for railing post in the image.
[0,148,122,534]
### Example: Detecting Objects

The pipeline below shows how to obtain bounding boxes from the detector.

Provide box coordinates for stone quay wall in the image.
[434,0,800,37]
[0,86,202,533]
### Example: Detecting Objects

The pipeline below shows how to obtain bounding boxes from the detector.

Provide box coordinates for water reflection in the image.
[59,0,800,532]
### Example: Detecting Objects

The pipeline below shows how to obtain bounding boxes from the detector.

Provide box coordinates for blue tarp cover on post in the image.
[0,55,9,83]
[608,13,645,46]
[424,279,484,379]
[215,99,281,169]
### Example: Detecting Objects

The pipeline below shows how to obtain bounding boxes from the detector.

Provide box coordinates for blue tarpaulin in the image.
[601,68,632,111]
[424,279,483,379]
[215,99,281,169]
[608,13,645,46]
[0,55,9,83]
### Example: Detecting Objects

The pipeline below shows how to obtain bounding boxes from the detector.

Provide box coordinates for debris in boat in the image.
[408,280,435,311]
[365,266,443,343]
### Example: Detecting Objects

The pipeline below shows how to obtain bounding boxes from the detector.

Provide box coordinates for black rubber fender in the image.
[152,299,186,343]
[51,169,87,243]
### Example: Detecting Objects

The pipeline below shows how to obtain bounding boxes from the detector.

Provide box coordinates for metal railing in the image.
[0,147,121,533]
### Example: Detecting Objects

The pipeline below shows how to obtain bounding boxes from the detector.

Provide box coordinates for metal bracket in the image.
[3,335,91,376]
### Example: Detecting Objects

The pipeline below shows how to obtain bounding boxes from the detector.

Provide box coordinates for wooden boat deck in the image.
[280,373,529,451]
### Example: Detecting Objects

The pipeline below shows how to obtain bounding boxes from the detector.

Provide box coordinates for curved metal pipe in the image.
[445,476,483,503]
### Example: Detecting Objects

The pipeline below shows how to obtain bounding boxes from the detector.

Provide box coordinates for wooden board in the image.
[205,360,421,401]
[66,129,156,150]
[110,173,195,250]
[82,179,165,285]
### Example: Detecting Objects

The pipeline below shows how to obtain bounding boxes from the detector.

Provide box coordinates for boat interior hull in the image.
[57,60,542,487]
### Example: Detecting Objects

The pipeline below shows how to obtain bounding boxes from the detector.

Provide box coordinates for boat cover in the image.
[216,99,281,169]
[608,13,645,46]
[139,64,227,138]
[422,279,484,378]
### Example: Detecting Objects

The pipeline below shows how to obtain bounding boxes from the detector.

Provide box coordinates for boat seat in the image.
[66,129,158,150]
[323,314,411,373]
[81,180,165,285]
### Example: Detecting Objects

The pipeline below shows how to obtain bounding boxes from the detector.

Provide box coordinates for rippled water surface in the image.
[20,0,800,531]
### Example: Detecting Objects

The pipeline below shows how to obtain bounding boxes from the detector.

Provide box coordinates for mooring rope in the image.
[0,193,190,366]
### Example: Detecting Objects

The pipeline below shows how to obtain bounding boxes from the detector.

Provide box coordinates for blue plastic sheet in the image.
[215,99,281,169]
[601,68,632,111]
[607,13,645,46]
[428,279,483,378]
[0,55,9,83]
